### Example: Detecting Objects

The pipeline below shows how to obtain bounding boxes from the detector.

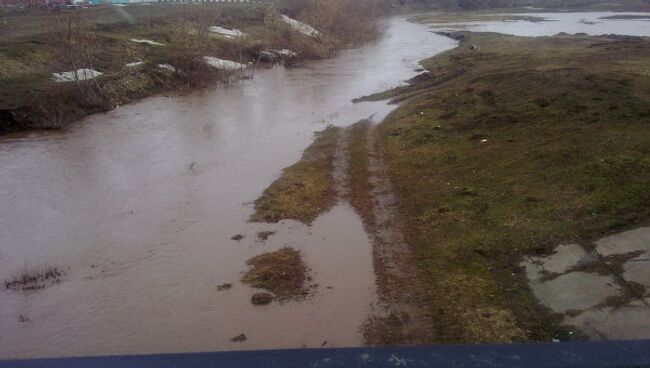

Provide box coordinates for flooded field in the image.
[426,11,650,36]
[2,12,650,359]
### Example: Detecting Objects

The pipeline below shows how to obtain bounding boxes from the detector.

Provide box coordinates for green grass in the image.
[375,32,650,343]
[250,126,340,224]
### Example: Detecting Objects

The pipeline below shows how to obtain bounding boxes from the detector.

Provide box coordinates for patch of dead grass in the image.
[241,247,309,300]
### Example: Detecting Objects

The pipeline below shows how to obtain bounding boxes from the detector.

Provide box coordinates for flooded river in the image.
[2,12,650,359]
[0,17,456,359]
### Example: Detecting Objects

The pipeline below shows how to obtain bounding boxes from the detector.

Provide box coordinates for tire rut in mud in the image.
[342,120,435,345]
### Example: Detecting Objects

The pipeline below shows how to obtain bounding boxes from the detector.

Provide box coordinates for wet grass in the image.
[241,247,309,301]
[250,126,340,224]
[373,32,650,343]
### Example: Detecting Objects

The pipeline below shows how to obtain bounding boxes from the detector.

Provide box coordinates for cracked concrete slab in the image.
[566,303,650,340]
[522,227,650,339]
[595,227,650,257]
[529,271,621,313]
[521,244,590,280]
[622,253,650,292]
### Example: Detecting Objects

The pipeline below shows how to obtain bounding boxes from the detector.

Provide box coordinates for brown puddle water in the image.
[0,17,457,359]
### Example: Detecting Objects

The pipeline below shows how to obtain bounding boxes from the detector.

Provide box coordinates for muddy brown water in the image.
[0,17,457,359]
[3,13,649,359]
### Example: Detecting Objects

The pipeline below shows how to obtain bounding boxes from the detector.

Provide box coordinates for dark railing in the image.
[2,340,650,368]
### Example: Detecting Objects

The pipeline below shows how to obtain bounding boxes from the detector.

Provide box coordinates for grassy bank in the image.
[250,126,340,224]
[366,32,650,342]
[0,3,378,134]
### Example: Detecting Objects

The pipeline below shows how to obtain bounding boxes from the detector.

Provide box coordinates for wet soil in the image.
[327,122,434,345]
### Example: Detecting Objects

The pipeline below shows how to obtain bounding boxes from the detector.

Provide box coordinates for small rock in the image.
[231,333,247,342]
[217,283,232,291]
[231,234,244,241]
[251,292,274,305]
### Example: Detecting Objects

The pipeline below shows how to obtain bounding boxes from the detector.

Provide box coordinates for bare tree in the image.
[54,15,101,96]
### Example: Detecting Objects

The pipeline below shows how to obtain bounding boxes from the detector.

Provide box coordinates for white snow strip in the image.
[157,63,176,72]
[280,15,320,37]
[126,61,144,67]
[203,56,248,71]
[52,68,102,82]
[129,38,165,46]
[271,48,298,58]
[208,26,247,38]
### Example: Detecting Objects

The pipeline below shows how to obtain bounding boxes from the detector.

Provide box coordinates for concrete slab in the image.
[529,272,621,313]
[542,244,591,274]
[595,226,650,257]
[621,253,650,291]
[566,303,650,340]
[521,244,589,281]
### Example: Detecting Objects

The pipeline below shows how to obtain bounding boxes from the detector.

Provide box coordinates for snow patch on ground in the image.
[157,64,176,72]
[271,49,298,58]
[52,69,103,82]
[126,61,145,68]
[280,15,321,37]
[129,38,165,46]
[209,26,247,38]
[203,56,248,71]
